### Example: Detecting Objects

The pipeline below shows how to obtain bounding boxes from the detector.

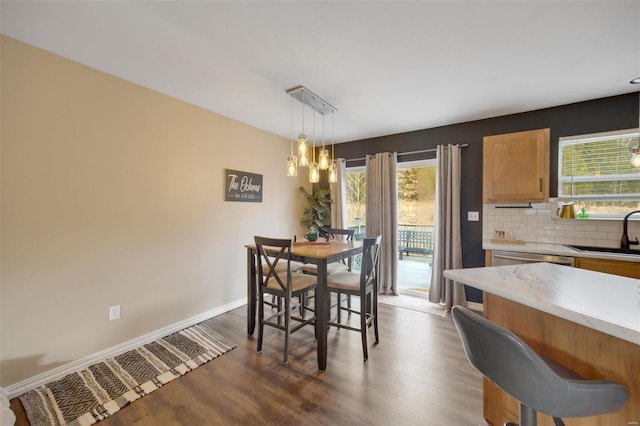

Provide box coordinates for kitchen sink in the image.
[566,245,640,256]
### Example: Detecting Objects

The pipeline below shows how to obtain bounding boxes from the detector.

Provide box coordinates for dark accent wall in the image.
[334,92,640,302]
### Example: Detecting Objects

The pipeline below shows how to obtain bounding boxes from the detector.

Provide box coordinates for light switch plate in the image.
[468,211,479,221]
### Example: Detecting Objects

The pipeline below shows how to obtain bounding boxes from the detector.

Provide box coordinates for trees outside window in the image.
[397,165,436,226]
[345,164,437,230]
[346,170,366,228]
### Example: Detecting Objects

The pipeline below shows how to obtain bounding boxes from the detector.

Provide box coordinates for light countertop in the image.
[444,262,640,345]
[483,240,640,263]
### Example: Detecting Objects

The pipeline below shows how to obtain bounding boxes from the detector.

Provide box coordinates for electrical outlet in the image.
[468,211,480,221]
[109,305,120,321]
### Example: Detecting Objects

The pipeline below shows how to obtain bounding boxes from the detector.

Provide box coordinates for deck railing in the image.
[347,224,435,260]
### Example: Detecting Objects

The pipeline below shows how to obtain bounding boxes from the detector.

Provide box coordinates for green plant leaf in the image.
[299,186,331,230]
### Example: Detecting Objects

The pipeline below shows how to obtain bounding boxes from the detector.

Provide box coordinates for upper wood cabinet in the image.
[483,128,550,203]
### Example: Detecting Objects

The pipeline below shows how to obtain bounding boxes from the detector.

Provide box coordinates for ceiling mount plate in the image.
[286,85,336,115]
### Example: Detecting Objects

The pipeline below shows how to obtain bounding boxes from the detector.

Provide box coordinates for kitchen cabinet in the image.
[575,257,640,279]
[483,128,550,202]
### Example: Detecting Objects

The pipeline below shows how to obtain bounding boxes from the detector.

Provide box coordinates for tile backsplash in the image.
[482,199,640,248]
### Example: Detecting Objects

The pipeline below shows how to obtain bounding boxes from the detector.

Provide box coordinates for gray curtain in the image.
[330,158,347,229]
[429,144,466,311]
[365,152,398,295]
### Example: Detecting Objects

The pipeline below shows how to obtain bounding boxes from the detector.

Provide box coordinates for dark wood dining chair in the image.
[300,227,355,315]
[301,227,355,275]
[254,236,317,364]
[326,235,381,361]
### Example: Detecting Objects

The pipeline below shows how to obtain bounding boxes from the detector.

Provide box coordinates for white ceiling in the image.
[2,1,639,143]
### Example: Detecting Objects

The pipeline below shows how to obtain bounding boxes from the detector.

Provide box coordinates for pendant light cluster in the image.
[286,85,338,183]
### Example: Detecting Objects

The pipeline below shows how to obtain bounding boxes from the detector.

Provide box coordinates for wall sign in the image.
[224,169,263,202]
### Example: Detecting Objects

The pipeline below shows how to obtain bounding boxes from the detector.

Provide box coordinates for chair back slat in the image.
[321,227,355,241]
[361,235,381,290]
[320,228,356,270]
[254,236,292,293]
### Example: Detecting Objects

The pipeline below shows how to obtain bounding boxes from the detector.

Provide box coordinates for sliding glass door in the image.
[344,160,436,296]
[396,160,436,296]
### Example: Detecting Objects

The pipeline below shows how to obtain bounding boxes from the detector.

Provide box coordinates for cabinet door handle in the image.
[539,177,543,192]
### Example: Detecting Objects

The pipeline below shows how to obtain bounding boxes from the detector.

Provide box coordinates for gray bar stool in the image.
[451,305,628,426]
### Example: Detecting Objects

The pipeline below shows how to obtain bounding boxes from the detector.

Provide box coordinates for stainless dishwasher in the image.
[491,250,575,267]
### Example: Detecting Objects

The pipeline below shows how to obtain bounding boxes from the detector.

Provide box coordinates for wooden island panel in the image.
[484,293,640,426]
[575,256,640,279]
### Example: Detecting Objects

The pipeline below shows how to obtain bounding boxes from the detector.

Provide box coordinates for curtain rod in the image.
[345,144,468,163]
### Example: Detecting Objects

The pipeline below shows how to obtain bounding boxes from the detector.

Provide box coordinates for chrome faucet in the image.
[620,210,640,250]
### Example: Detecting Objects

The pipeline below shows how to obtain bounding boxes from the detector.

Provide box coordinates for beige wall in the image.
[0,36,309,386]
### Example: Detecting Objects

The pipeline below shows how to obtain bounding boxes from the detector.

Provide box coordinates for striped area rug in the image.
[19,323,236,426]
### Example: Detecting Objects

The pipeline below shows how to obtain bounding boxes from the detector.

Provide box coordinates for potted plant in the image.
[299,186,331,240]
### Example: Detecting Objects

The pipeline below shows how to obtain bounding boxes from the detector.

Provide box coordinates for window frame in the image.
[557,127,640,218]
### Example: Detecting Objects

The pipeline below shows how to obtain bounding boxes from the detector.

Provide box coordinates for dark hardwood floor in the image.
[11,302,485,425]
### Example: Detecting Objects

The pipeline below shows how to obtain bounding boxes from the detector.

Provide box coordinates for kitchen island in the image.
[444,262,639,426]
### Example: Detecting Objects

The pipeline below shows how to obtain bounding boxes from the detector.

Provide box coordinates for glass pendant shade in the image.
[299,151,309,167]
[298,134,309,166]
[309,162,320,183]
[287,155,298,176]
[631,148,640,168]
[318,149,330,170]
[298,133,307,150]
[328,160,338,183]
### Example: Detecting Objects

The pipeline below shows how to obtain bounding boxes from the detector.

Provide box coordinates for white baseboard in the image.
[5,298,246,399]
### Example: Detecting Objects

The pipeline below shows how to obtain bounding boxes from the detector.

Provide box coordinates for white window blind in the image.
[558,129,640,201]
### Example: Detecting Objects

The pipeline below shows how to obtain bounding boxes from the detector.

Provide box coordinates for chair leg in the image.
[277,297,282,326]
[299,292,306,318]
[282,298,291,365]
[283,296,291,365]
[336,292,343,324]
[373,291,379,344]
[365,291,372,328]
[519,403,537,426]
[257,293,265,353]
[360,293,368,361]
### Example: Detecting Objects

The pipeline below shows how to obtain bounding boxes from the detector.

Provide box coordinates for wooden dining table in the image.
[245,239,363,371]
